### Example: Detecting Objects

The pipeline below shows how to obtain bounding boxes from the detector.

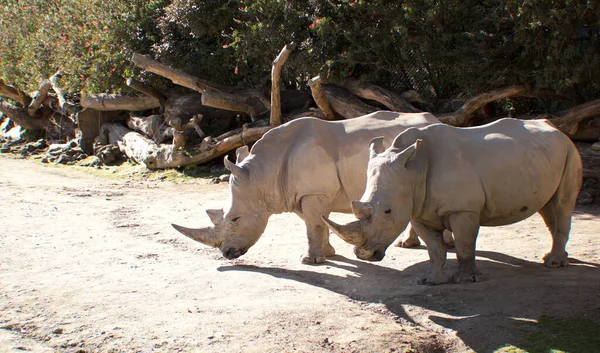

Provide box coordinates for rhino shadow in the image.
[218,250,600,352]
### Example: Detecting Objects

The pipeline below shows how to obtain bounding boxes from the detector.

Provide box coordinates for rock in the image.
[592,141,600,151]
[219,174,230,183]
[0,144,10,153]
[78,156,103,168]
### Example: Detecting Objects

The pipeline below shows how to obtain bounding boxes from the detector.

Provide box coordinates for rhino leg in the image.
[394,224,421,248]
[410,221,448,285]
[539,200,571,268]
[448,212,483,284]
[299,195,334,264]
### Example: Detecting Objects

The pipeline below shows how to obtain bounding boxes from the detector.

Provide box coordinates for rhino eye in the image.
[230,216,241,224]
[384,209,392,214]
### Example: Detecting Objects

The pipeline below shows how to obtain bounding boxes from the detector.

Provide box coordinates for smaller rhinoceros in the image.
[171,111,443,264]
[322,118,582,284]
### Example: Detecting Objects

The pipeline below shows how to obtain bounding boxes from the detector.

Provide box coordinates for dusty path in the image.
[1,157,599,353]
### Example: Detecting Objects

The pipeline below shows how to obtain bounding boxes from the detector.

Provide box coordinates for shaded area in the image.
[219,250,600,352]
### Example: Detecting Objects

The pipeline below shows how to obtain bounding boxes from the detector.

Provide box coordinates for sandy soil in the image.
[1,157,599,353]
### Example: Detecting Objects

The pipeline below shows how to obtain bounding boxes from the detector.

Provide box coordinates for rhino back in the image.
[418,119,577,226]
[249,111,438,213]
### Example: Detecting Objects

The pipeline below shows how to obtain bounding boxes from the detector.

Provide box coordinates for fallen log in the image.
[0,98,48,131]
[132,53,233,93]
[322,84,379,119]
[144,124,272,169]
[308,76,335,120]
[27,80,52,116]
[201,91,258,121]
[548,98,600,136]
[0,80,29,106]
[270,42,297,126]
[98,122,160,167]
[342,79,421,113]
[81,94,160,111]
[126,78,167,112]
[127,114,173,144]
[439,85,529,126]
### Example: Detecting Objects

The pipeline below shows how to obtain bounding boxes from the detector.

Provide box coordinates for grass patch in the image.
[496,315,600,353]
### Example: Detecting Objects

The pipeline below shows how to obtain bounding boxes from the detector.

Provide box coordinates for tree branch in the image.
[270,42,297,126]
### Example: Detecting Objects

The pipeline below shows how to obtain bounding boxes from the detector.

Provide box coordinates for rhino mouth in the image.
[355,243,386,261]
[222,247,248,260]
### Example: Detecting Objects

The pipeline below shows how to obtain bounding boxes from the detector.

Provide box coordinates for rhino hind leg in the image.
[395,224,421,248]
[447,212,483,284]
[539,200,571,268]
[299,195,335,264]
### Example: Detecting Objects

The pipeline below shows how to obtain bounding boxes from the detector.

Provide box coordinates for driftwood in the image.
[27,80,52,116]
[308,76,335,120]
[201,91,258,121]
[342,79,421,113]
[81,94,160,111]
[322,84,379,119]
[145,125,272,169]
[439,85,529,126]
[270,42,297,126]
[0,80,28,106]
[0,98,48,131]
[132,53,233,93]
[127,114,173,144]
[126,78,167,112]
[548,98,600,136]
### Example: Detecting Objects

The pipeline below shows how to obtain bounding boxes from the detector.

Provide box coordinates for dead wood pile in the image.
[0,43,599,177]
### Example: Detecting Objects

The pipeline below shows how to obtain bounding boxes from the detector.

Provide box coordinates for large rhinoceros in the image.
[322,118,582,284]
[172,111,441,264]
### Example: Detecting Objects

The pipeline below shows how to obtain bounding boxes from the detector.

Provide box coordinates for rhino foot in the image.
[452,271,483,284]
[396,236,421,248]
[417,270,449,285]
[324,244,336,257]
[543,251,569,268]
[301,255,327,264]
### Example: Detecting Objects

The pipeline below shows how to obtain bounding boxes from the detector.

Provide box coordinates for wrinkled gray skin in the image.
[323,118,582,284]
[172,111,441,263]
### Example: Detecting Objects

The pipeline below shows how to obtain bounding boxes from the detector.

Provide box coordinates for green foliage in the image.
[1,1,598,111]
[0,0,166,95]
[496,315,600,353]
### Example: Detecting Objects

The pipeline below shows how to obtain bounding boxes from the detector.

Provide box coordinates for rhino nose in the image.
[372,249,386,261]
[223,248,243,260]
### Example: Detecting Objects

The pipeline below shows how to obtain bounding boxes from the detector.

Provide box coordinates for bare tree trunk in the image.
[81,95,160,111]
[0,80,29,106]
[49,72,67,109]
[308,76,335,120]
[270,42,297,126]
[127,114,173,144]
[27,80,52,116]
[0,98,48,131]
[342,79,421,113]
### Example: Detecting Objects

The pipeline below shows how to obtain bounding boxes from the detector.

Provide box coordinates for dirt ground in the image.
[1,157,599,353]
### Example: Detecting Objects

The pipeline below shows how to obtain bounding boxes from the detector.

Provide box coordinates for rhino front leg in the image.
[410,221,448,285]
[448,212,482,284]
[299,195,334,264]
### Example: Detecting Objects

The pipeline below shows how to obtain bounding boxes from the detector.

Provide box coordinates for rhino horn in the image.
[171,224,221,248]
[321,215,365,246]
[351,200,373,220]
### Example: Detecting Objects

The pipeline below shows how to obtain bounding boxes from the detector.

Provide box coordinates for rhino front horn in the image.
[171,224,220,248]
[320,215,365,246]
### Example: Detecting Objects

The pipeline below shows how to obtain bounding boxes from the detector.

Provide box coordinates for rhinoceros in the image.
[172,111,443,264]
[322,118,582,284]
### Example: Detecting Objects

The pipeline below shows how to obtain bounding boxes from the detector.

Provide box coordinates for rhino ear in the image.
[224,155,247,179]
[206,208,224,225]
[391,139,422,169]
[235,146,250,163]
[369,137,385,160]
